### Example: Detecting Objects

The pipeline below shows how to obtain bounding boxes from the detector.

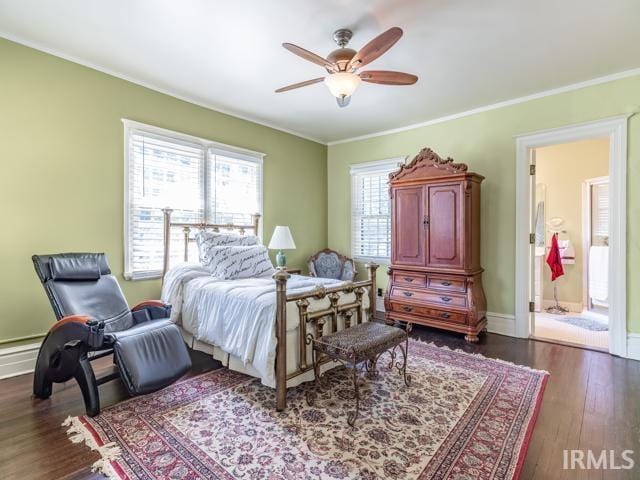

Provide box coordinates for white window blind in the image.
[207,149,262,226]
[591,181,609,243]
[124,120,263,280]
[350,158,404,262]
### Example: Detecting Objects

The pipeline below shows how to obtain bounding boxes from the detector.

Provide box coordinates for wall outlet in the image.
[377,288,383,297]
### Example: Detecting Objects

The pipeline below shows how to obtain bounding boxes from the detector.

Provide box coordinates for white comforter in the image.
[161,263,345,386]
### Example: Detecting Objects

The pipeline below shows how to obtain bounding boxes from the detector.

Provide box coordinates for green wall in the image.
[327,75,640,332]
[2,36,639,345]
[0,39,327,345]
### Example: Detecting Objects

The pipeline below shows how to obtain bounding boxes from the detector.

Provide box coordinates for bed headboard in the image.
[162,207,261,277]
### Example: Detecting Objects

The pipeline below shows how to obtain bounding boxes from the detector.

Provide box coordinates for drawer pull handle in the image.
[402,306,413,312]
[404,277,414,282]
[440,312,450,319]
[403,291,414,297]
[441,296,452,302]
[441,281,452,286]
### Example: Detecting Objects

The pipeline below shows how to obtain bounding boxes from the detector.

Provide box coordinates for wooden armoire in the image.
[384,148,487,342]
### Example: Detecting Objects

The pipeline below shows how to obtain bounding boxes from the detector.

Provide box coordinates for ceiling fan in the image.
[276,27,418,107]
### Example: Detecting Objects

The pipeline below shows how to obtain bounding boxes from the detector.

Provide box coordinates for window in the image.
[123,120,263,279]
[591,179,609,245]
[350,158,404,262]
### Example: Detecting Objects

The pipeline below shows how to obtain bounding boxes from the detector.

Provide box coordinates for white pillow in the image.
[203,245,275,279]
[195,230,259,266]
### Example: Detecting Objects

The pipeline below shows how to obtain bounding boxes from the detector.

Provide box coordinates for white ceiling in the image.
[1,0,639,143]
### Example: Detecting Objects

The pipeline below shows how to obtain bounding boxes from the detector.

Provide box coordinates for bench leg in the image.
[397,336,411,387]
[347,363,360,427]
[387,337,411,387]
[365,356,379,378]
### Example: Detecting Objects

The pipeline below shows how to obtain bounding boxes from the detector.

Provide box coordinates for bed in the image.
[160,208,378,411]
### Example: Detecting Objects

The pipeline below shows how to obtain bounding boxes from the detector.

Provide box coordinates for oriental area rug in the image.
[64,340,548,479]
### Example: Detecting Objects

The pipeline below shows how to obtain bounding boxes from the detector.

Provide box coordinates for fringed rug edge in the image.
[408,336,551,375]
[62,416,124,480]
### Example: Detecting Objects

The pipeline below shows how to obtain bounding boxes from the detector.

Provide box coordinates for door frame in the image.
[582,175,610,310]
[514,115,628,356]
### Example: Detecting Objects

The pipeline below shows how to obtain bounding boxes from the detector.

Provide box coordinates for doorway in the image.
[514,116,628,357]
[531,138,609,350]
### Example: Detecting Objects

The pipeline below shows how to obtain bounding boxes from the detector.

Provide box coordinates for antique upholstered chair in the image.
[307,248,357,281]
[32,253,192,417]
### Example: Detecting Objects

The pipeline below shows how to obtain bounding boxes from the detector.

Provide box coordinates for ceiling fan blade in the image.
[282,43,335,70]
[359,70,418,85]
[349,27,403,70]
[275,77,325,93]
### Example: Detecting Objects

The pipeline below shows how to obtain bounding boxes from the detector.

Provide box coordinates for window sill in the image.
[123,271,163,281]
[352,257,390,266]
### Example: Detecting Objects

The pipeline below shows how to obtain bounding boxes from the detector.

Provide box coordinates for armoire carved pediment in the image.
[389,148,469,182]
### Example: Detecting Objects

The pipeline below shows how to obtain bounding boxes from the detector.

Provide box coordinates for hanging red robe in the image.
[546,233,564,281]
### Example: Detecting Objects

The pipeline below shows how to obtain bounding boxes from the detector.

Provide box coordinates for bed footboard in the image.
[273,263,378,411]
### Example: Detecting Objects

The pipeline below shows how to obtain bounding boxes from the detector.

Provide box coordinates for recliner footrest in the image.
[112,320,191,395]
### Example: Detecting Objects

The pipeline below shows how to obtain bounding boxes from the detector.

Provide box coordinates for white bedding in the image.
[161,263,354,387]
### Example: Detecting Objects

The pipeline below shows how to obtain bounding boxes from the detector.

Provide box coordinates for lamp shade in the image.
[268,226,296,250]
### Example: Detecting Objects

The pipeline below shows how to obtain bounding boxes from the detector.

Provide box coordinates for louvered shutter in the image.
[591,181,609,244]
[350,158,404,262]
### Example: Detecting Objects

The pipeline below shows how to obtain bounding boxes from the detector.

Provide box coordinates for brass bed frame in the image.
[161,208,378,411]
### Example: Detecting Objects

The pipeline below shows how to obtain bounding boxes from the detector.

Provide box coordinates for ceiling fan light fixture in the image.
[336,95,351,108]
[276,27,417,107]
[324,72,361,100]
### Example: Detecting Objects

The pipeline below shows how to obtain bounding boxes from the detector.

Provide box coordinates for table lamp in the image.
[268,226,296,268]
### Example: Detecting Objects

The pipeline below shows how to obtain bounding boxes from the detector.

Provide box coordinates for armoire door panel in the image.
[426,184,463,268]
[392,186,425,266]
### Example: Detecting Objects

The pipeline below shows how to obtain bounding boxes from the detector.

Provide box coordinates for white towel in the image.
[589,246,608,304]
[559,239,576,265]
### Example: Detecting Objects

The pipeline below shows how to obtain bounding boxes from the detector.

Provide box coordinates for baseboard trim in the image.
[626,334,640,361]
[0,342,41,379]
[486,312,517,337]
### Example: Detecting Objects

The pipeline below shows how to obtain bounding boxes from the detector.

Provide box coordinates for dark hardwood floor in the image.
[1,327,639,479]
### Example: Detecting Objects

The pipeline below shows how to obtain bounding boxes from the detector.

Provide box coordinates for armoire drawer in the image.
[390,286,467,308]
[427,274,466,292]
[393,272,427,287]
[389,302,467,324]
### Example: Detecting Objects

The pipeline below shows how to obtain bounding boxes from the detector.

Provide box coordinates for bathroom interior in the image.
[533,137,610,350]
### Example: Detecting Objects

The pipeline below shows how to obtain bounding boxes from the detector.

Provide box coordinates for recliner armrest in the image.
[132,300,167,311]
[131,300,172,322]
[47,315,105,349]
[49,314,91,332]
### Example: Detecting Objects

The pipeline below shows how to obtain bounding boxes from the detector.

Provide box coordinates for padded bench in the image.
[306,321,411,426]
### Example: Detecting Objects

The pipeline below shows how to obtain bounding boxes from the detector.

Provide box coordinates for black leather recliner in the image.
[32,253,192,416]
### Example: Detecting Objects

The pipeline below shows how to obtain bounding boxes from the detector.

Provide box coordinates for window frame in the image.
[350,157,405,264]
[122,119,265,280]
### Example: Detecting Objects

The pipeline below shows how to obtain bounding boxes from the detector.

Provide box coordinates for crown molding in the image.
[328,67,640,146]
[0,31,326,145]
